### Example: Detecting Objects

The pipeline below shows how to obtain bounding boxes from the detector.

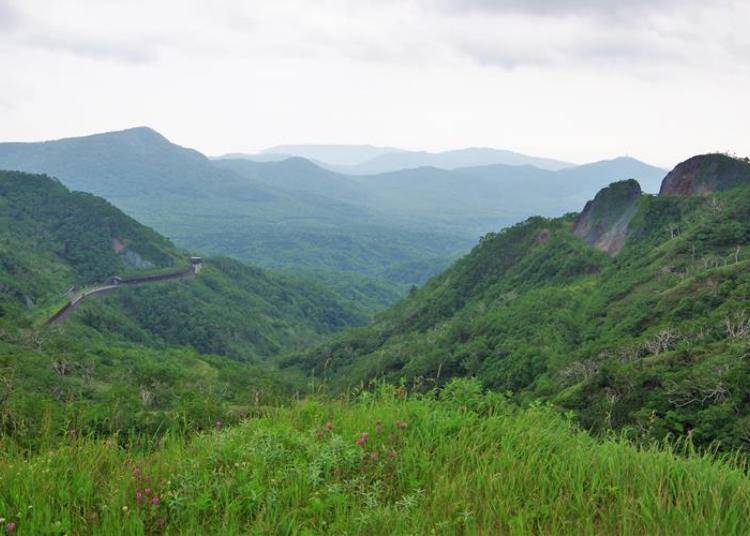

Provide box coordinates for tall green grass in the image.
[2,379,750,534]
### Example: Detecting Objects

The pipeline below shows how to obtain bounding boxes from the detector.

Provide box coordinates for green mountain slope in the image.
[0,170,369,440]
[288,154,750,449]
[0,169,181,318]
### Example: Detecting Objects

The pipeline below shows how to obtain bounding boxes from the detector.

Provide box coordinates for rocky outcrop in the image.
[659,154,750,196]
[572,179,642,255]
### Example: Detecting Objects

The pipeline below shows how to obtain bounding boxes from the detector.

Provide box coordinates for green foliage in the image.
[3,386,750,534]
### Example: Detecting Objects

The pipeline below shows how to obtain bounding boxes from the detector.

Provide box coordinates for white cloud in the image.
[0,0,747,167]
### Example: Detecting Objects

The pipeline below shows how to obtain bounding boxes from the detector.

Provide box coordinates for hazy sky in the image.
[1,0,748,167]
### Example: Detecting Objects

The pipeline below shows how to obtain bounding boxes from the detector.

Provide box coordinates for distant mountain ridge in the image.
[331,147,575,174]
[220,144,576,174]
[262,144,405,166]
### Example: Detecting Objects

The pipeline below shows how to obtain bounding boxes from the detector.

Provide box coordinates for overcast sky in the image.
[0,0,748,167]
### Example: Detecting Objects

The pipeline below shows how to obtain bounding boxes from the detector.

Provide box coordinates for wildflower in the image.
[122,506,128,512]
[355,432,369,446]
[5,522,16,534]
[151,496,160,506]
[325,421,333,431]
[370,451,380,461]
[396,420,408,430]
[0,518,4,524]
[135,490,143,504]
[388,449,397,460]
[132,467,141,478]
[215,420,223,431]
[144,488,152,495]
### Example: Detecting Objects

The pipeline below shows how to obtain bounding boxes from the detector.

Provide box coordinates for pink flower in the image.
[5,522,16,534]
[132,467,142,478]
[136,490,143,503]
[144,488,152,495]
[355,432,369,446]
[151,496,160,506]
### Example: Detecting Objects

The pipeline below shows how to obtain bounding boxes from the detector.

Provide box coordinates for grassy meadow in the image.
[2,379,750,535]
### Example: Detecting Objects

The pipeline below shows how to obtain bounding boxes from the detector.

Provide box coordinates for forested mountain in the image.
[0,128,664,304]
[287,153,750,450]
[0,170,369,439]
[0,127,267,199]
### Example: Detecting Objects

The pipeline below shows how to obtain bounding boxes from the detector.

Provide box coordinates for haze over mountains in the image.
[218,144,575,174]
[0,126,666,306]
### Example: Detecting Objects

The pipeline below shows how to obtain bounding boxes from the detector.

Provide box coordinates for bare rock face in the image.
[659,154,750,196]
[572,179,642,256]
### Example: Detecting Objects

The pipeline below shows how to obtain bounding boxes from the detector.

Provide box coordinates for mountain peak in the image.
[96,126,171,144]
[659,153,750,196]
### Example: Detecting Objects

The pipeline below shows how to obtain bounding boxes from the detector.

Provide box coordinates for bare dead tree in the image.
[52,360,73,377]
[138,388,153,408]
[666,379,730,408]
[558,359,599,386]
[0,367,15,409]
[82,361,96,383]
[725,312,750,339]
[644,329,678,356]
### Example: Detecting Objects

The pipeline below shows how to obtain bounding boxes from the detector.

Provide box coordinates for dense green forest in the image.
[288,154,750,450]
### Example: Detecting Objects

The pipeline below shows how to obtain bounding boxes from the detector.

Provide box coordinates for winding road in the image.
[47,260,202,325]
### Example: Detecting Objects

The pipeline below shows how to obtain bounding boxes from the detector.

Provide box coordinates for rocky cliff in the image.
[572,179,642,255]
[659,154,750,196]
